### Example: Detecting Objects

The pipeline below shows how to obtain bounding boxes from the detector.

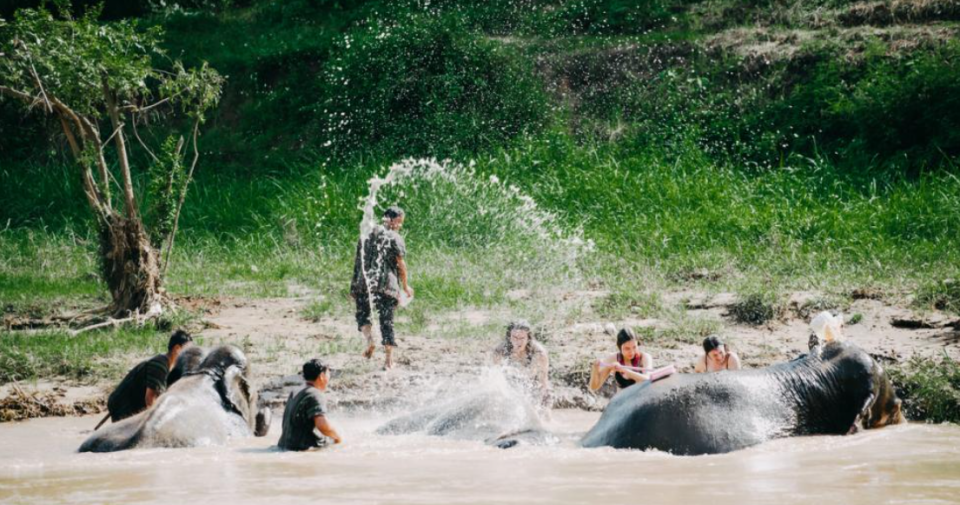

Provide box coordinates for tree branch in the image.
[103,77,138,220]
[59,116,107,219]
[46,95,114,212]
[0,85,38,105]
[1,85,112,219]
[161,117,200,277]
[121,96,171,114]
[130,112,159,163]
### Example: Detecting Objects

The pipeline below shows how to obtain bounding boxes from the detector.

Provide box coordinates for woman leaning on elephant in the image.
[589,327,653,392]
[694,335,741,373]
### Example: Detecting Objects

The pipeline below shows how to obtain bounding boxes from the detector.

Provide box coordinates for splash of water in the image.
[355,158,593,305]
[375,366,547,442]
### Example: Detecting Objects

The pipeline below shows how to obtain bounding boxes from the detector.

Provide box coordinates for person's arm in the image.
[614,366,649,384]
[726,352,742,371]
[314,415,342,444]
[613,352,652,383]
[588,354,616,391]
[397,256,412,297]
[144,387,159,408]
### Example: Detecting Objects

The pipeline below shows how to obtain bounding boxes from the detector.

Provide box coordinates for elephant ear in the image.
[216,365,254,425]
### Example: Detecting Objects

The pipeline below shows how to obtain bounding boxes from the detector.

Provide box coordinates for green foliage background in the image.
[1,0,959,422]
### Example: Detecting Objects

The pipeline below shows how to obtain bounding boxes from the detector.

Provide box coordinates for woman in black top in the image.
[588,328,653,392]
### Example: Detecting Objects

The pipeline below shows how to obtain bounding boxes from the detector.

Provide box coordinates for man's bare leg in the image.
[384,345,395,370]
[360,324,375,359]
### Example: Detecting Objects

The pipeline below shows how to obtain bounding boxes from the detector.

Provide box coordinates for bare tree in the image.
[0,7,222,319]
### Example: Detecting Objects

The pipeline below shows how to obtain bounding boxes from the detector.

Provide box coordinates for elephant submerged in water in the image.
[79,345,271,453]
[581,338,904,455]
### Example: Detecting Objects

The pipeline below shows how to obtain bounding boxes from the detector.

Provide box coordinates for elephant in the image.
[580,339,905,455]
[79,345,272,453]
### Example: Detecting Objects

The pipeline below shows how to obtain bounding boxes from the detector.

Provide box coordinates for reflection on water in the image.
[1,412,959,505]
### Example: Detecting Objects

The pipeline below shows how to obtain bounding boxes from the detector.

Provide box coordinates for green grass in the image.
[914,278,960,315]
[0,327,167,384]
[890,354,960,424]
[3,0,960,392]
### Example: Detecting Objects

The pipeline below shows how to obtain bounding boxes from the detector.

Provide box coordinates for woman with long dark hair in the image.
[693,335,741,373]
[492,320,551,405]
[588,327,653,392]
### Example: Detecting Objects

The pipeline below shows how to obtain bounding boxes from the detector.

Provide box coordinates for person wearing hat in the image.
[492,320,551,406]
[278,358,342,451]
[350,205,413,370]
[694,335,741,373]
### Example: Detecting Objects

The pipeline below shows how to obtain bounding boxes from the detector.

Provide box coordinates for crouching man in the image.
[278,359,342,450]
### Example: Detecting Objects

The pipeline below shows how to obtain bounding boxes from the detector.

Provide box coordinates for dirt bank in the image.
[5,288,955,423]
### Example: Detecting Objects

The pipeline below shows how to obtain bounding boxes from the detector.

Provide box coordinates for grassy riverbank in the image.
[2,0,959,422]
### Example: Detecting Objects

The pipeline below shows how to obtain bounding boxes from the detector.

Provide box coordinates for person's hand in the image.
[404,285,414,298]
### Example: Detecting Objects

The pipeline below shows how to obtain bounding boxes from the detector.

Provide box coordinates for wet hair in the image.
[703,335,725,355]
[302,359,328,382]
[500,320,536,361]
[616,328,638,351]
[168,330,193,352]
[384,206,405,219]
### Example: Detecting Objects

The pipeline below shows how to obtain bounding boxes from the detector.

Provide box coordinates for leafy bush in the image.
[889,355,960,423]
[730,291,782,325]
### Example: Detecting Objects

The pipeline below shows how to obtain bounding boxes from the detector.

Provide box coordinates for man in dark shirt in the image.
[278,359,342,451]
[350,206,413,370]
[106,330,193,422]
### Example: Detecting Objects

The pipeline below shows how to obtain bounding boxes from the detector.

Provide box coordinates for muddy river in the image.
[1,412,958,505]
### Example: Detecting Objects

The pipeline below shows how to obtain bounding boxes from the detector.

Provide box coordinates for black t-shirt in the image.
[107,354,169,422]
[278,386,328,451]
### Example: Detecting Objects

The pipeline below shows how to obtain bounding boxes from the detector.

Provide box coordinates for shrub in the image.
[730,291,782,325]
[889,355,960,424]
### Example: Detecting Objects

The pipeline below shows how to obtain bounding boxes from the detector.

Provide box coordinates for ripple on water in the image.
[1,416,959,505]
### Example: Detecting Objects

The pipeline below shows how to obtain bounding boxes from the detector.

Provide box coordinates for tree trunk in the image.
[100,213,163,318]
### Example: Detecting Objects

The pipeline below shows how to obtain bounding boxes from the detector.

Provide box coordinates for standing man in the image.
[278,358,342,451]
[106,330,193,423]
[351,205,413,370]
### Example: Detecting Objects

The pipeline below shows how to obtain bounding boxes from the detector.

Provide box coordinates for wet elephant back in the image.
[581,371,794,455]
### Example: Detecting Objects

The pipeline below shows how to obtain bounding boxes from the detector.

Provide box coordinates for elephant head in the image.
[814,340,905,434]
[79,345,271,453]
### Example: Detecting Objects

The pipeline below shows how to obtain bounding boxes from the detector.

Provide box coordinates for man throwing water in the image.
[351,206,413,370]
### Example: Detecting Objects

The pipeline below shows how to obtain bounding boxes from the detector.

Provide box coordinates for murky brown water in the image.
[1,412,958,505]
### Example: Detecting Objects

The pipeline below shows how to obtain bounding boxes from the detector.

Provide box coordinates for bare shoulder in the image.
[694,355,706,373]
[531,341,548,357]
[727,352,742,369]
